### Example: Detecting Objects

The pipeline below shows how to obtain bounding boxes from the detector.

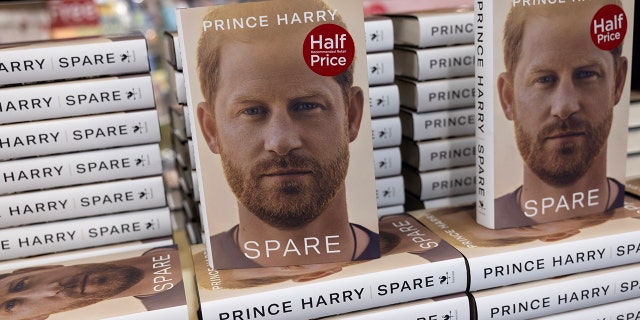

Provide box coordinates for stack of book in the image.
[163,30,203,245]
[388,8,477,211]
[0,33,174,262]
[0,33,189,319]
[364,15,405,216]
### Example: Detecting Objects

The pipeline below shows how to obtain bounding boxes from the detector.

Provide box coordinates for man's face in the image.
[199,32,359,229]
[0,263,142,320]
[503,10,620,186]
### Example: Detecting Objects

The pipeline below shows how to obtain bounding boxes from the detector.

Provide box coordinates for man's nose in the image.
[264,111,302,156]
[29,282,63,298]
[550,78,580,120]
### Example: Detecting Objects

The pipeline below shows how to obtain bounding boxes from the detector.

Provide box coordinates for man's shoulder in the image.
[351,223,380,260]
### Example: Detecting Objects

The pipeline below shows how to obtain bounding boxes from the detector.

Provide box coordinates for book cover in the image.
[0,244,187,320]
[320,293,470,319]
[411,196,640,291]
[0,207,173,262]
[0,110,161,161]
[471,263,640,320]
[177,0,379,269]
[0,74,155,125]
[475,0,635,229]
[0,32,150,87]
[387,8,474,48]
[0,176,166,229]
[193,213,467,320]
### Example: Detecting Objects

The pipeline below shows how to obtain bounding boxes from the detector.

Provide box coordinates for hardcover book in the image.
[366,51,395,86]
[0,32,150,87]
[192,213,467,320]
[471,262,640,320]
[368,84,400,118]
[393,44,475,81]
[411,196,640,291]
[387,8,474,49]
[364,15,394,53]
[536,296,640,320]
[177,0,380,269]
[396,76,475,113]
[474,0,635,229]
[0,244,188,320]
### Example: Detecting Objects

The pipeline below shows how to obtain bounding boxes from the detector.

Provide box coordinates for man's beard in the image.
[60,264,144,299]
[514,111,612,186]
[220,139,350,230]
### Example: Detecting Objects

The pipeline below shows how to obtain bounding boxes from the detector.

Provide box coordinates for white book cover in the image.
[0,143,163,195]
[364,15,394,53]
[367,51,395,86]
[400,107,475,142]
[368,84,400,118]
[393,44,474,81]
[372,146,402,178]
[388,8,474,48]
[0,207,173,261]
[396,76,475,113]
[0,109,160,160]
[0,32,150,87]
[375,175,405,208]
[371,116,402,149]
[377,204,404,217]
[0,176,166,229]
[536,296,640,320]
[0,74,155,125]
[474,0,634,229]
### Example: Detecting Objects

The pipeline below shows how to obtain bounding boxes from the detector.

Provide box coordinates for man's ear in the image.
[197,101,220,154]
[497,72,515,121]
[347,86,364,142]
[613,56,628,105]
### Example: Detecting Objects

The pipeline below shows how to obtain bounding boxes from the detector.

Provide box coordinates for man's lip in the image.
[545,131,585,140]
[262,169,312,176]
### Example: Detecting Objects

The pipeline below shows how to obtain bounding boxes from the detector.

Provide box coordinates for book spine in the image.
[474,0,495,229]
[403,165,476,200]
[377,204,405,216]
[373,146,402,178]
[201,258,468,320]
[376,175,405,208]
[402,135,476,172]
[0,74,155,125]
[184,105,193,138]
[422,193,476,210]
[168,64,187,104]
[0,109,160,160]
[0,207,172,261]
[472,264,640,320]
[0,143,163,195]
[0,35,150,87]
[0,176,166,228]
[368,84,400,118]
[366,51,395,86]
[415,12,474,48]
[536,296,640,320]
[371,116,402,149]
[397,76,475,113]
[164,31,182,71]
[400,107,475,141]
[324,294,470,319]
[364,17,394,53]
[394,45,475,81]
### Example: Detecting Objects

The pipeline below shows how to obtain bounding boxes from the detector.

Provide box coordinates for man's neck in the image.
[114,247,182,298]
[236,189,359,267]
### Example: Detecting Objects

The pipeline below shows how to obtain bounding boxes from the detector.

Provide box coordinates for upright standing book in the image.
[176,0,379,269]
[475,0,635,229]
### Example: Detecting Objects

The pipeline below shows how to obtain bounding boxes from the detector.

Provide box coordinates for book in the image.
[0,74,155,125]
[167,62,186,104]
[367,51,395,85]
[471,263,640,320]
[193,212,467,320]
[474,0,635,229]
[177,0,380,269]
[401,135,476,172]
[0,143,163,195]
[163,30,182,71]
[421,193,475,210]
[0,32,150,87]
[377,204,405,217]
[372,146,402,178]
[319,293,470,319]
[368,84,400,118]
[400,107,475,142]
[629,129,640,154]
[403,165,476,201]
[0,207,172,261]
[393,44,475,81]
[375,175,405,208]
[536,296,640,320]
[0,176,166,229]
[396,76,475,113]
[371,116,402,149]
[387,8,474,48]
[0,109,161,160]
[0,243,188,319]
[364,15,394,53]
[410,196,640,291]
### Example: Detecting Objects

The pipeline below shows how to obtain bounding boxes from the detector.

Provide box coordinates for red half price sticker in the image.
[590,4,627,51]
[303,23,355,77]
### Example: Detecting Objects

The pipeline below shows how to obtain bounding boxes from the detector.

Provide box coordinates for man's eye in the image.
[293,102,320,111]
[10,280,25,293]
[5,299,17,312]
[242,107,265,116]
[576,70,597,79]
[536,75,555,84]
